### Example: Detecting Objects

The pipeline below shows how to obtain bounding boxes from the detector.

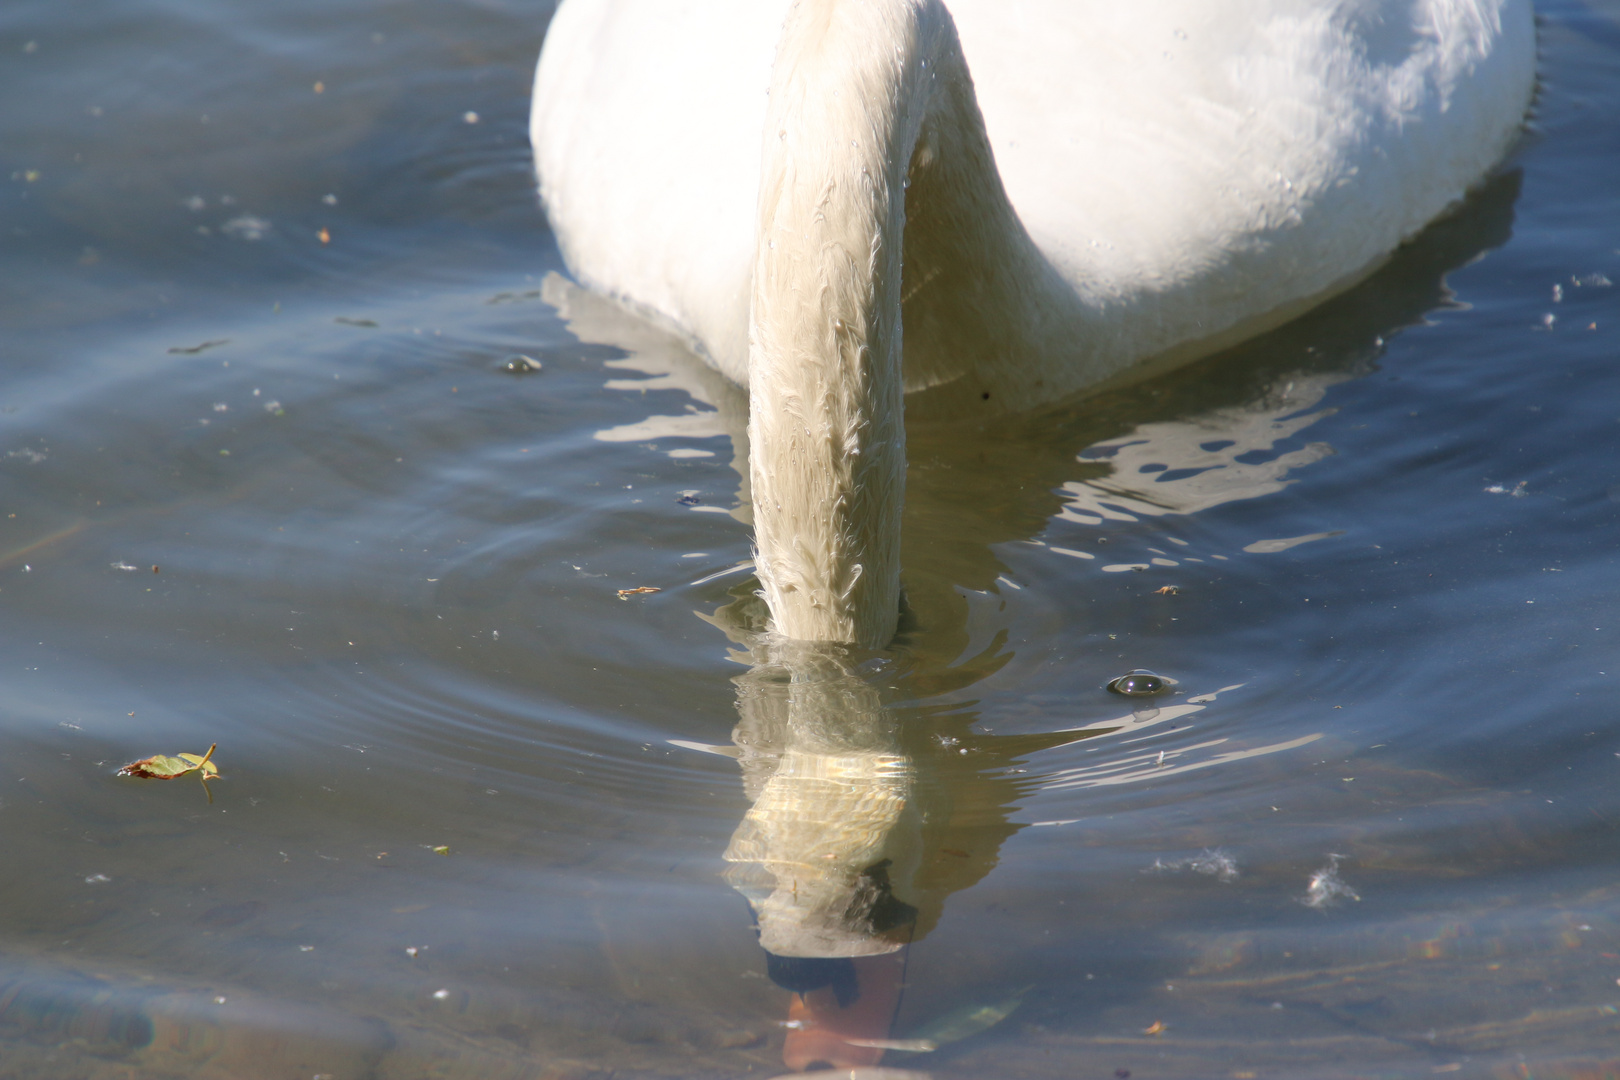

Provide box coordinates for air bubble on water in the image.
[1107,669,1176,697]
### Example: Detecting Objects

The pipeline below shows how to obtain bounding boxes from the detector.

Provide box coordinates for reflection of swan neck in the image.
[748,0,981,647]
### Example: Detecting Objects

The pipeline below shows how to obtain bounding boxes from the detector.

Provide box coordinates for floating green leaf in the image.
[118,744,219,802]
[118,743,217,779]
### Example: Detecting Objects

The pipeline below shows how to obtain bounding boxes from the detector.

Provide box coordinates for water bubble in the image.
[1106,669,1176,697]
[501,355,542,374]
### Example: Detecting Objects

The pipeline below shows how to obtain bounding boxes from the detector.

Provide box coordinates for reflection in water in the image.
[547,180,1522,1070]
[1057,372,1341,524]
[548,172,1530,1070]
[560,262,1348,557]
[563,173,1523,645]
[682,596,1321,1070]
[547,273,754,523]
[691,626,1073,1070]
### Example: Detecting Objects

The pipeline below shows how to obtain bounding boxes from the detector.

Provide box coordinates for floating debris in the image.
[1302,853,1360,908]
[1485,480,1529,498]
[617,586,661,599]
[1106,669,1176,697]
[222,216,271,241]
[117,744,217,781]
[117,744,219,802]
[1243,530,1345,554]
[1142,1019,1166,1036]
[1148,848,1239,883]
[166,339,229,356]
[501,355,542,374]
[1154,585,1180,595]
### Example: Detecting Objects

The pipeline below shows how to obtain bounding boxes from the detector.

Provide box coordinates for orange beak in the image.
[781,948,908,1071]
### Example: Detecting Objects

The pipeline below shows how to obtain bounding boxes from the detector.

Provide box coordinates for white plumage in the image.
[531,0,1535,646]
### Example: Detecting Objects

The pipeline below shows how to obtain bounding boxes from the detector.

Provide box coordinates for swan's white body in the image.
[531,0,1535,646]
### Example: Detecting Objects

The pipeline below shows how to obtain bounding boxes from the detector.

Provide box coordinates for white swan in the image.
[531,0,1535,648]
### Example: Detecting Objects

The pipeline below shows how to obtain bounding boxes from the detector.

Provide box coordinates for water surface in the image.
[2,1,1620,1078]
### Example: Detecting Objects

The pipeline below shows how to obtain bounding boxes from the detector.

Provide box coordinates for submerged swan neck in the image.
[748,0,950,647]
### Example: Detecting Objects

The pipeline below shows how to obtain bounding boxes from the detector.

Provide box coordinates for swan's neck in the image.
[747,0,951,648]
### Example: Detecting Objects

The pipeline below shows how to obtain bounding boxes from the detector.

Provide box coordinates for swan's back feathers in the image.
[952,0,1535,382]
[532,0,1535,403]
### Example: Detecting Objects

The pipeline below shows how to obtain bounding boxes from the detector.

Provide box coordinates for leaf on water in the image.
[118,743,217,780]
[178,750,220,778]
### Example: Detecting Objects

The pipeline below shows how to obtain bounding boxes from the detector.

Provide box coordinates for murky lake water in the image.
[3,1,1620,1077]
